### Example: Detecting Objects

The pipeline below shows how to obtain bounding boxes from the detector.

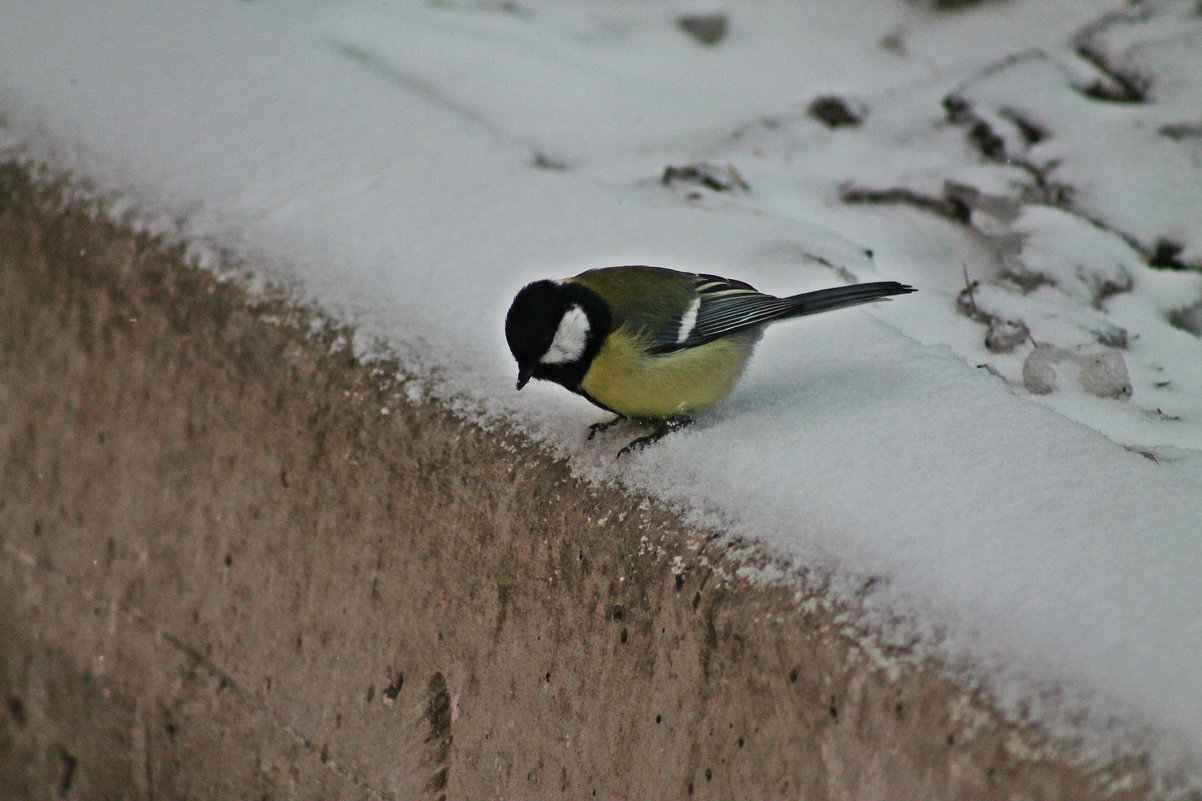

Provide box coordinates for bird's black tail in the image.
[777,281,915,320]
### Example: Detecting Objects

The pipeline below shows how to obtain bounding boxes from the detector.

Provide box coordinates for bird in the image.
[504,265,914,456]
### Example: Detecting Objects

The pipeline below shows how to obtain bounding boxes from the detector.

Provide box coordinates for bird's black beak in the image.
[516,366,533,390]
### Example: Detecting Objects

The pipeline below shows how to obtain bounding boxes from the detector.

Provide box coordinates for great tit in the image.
[505,265,914,456]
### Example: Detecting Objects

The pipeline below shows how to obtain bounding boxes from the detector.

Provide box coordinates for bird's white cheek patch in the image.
[541,304,590,365]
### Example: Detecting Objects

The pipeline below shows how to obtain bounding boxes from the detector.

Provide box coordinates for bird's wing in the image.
[646,273,798,353]
[572,267,913,355]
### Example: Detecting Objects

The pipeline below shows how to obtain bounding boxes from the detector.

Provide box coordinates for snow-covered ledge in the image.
[5,1,1202,797]
[0,162,1143,800]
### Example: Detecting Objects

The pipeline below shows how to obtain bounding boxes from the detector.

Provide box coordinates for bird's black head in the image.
[505,279,611,392]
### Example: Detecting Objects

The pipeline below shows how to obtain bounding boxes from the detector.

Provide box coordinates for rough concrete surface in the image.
[0,161,1152,799]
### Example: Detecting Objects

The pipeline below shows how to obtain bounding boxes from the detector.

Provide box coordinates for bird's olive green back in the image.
[569,266,697,342]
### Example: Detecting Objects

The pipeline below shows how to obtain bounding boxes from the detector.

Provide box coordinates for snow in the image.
[3,0,1202,790]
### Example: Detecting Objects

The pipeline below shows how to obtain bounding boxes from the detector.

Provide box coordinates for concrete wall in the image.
[0,162,1147,799]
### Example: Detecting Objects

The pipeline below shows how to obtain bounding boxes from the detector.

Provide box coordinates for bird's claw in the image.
[614,417,693,459]
[616,435,656,458]
[587,415,627,440]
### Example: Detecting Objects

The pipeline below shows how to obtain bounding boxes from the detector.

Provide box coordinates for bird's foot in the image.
[587,415,628,440]
[616,417,693,458]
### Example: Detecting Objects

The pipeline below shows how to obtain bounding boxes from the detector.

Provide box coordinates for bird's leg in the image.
[587,414,628,440]
[616,416,694,458]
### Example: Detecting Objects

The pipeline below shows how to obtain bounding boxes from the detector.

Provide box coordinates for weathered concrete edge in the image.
[0,160,1155,799]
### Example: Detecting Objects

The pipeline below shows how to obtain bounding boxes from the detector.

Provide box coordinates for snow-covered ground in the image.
[3,0,1201,791]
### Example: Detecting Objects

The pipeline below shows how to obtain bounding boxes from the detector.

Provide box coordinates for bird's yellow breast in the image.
[580,327,757,419]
